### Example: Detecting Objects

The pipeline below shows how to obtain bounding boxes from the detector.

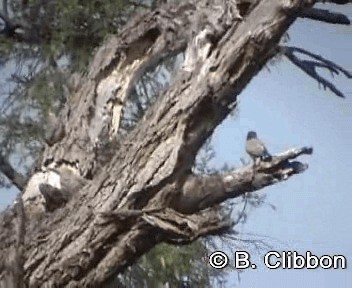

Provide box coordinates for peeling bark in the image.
[0,0,323,286]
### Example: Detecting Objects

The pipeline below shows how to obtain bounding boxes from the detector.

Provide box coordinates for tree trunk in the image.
[0,0,316,286]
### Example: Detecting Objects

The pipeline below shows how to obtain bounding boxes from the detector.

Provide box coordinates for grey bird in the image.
[246,131,271,165]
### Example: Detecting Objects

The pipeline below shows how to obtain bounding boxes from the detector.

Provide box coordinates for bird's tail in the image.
[262,151,272,161]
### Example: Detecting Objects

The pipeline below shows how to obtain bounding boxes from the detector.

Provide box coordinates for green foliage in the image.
[2,0,135,70]
[117,241,227,288]
[27,70,66,114]
[140,243,209,287]
[44,0,131,70]
[0,39,13,66]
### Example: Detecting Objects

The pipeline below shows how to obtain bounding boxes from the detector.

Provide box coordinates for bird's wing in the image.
[246,139,267,157]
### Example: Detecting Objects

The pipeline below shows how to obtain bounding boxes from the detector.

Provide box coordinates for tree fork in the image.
[0,0,320,286]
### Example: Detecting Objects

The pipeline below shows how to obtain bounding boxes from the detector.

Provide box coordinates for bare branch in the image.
[300,8,350,25]
[155,208,233,245]
[127,0,150,9]
[172,146,313,214]
[317,0,352,4]
[282,46,352,98]
[0,154,27,191]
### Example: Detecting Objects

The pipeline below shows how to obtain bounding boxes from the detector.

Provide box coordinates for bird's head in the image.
[247,131,257,140]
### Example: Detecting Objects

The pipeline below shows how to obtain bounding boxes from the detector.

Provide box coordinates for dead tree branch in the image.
[301,7,350,24]
[282,45,352,98]
[317,0,352,4]
[170,146,313,214]
[0,154,27,191]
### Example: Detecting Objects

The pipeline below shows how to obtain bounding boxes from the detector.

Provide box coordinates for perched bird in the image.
[245,131,271,165]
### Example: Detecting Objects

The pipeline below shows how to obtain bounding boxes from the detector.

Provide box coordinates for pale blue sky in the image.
[210,3,352,287]
[0,3,351,288]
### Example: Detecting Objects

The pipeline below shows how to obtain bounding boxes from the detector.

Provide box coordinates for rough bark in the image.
[0,0,328,286]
